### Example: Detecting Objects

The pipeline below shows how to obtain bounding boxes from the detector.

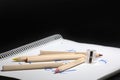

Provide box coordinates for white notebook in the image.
[0,34,120,80]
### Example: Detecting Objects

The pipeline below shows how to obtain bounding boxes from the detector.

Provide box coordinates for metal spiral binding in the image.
[0,34,63,60]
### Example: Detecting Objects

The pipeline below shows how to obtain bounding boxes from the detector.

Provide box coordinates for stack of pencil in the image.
[2,50,103,73]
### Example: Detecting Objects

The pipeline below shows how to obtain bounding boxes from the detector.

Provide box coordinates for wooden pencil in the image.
[13,54,85,62]
[2,62,63,71]
[55,57,86,73]
[40,50,83,55]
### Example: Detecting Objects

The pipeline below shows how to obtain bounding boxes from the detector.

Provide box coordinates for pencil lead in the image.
[99,54,103,56]
[12,58,18,61]
[54,68,60,74]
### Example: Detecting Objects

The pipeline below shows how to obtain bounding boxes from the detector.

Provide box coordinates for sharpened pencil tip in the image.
[99,54,103,56]
[12,58,18,61]
[54,68,60,74]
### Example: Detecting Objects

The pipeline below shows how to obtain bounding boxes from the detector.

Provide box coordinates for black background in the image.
[0,0,120,80]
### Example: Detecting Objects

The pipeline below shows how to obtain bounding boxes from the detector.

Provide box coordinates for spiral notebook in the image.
[0,34,120,80]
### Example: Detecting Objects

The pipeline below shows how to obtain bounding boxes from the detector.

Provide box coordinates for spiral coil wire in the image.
[0,34,62,60]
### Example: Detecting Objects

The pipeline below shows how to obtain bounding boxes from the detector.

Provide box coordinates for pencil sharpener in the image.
[86,49,96,64]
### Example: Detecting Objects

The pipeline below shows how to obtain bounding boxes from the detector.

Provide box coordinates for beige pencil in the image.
[40,50,86,55]
[13,54,85,62]
[12,51,82,62]
[40,50,83,55]
[55,57,86,73]
[13,53,102,62]
[2,62,64,71]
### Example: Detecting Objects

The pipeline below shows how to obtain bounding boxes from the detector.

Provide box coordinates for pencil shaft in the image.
[26,54,85,62]
[40,50,84,55]
[2,63,63,71]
